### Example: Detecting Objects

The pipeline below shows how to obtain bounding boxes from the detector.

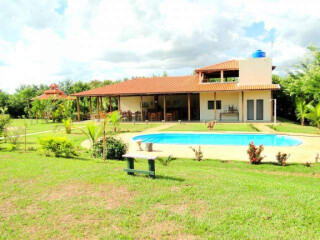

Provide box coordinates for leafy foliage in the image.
[157,155,175,166]
[106,111,122,132]
[39,136,78,158]
[295,98,311,125]
[62,118,72,134]
[190,146,204,161]
[93,137,127,160]
[306,102,320,133]
[0,114,11,136]
[247,142,264,164]
[276,152,290,166]
[78,122,102,149]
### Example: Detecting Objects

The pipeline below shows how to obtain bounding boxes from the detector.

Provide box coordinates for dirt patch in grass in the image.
[249,169,320,178]
[154,199,208,218]
[43,182,135,210]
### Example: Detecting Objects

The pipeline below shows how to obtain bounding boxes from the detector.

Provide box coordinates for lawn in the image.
[162,123,258,132]
[6,119,160,135]
[1,120,320,239]
[268,118,319,135]
[1,151,320,239]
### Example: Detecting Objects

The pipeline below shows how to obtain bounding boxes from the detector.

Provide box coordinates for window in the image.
[208,101,214,109]
[208,100,222,110]
[216,100,221,110]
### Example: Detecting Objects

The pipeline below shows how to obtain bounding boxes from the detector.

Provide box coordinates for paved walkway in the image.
[252,123,277,133]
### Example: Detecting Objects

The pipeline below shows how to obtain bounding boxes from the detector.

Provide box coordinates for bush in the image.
[247,142,264,164]
[276,152,290,166]
[4,126,24,148]
[93,137,127,160]
[39,136,78,158]
[0,114,11,136]
[158,155,175,166]
[190,146,204,161]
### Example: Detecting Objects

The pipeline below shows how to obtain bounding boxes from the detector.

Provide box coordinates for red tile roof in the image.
[195,60,239,73]
[34,83,75,100]
[71,75,280,97]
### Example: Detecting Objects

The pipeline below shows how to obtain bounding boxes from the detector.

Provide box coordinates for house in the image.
[72,52,280,122]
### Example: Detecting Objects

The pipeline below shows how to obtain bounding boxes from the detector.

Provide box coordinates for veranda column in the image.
[76,97,80,121]
[118,96,121,111]
[214,92,217,120]
[221,71,224,82]
[109,96,113,112]
[100,97,103,112]
[140,96,144,121]
[97,96,100,122]
[188,93,191,122]
[163,95,166,121]
[241,91,244,122]
[89,97,92,115]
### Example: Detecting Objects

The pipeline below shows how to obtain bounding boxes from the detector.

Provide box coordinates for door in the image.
[247,100,254,120]
[256,99,264,120]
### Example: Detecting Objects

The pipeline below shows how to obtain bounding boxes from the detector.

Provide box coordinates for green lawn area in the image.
[1,120,320,239]
[1,151,320,239]
[7,119,160,135]
[161,123,258,132]
[268,118,319,135]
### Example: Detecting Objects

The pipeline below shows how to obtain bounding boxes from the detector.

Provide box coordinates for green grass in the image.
[268,118,319,135]
[1,120,320,239]
[161,123,258,132]
[0,151,320,239]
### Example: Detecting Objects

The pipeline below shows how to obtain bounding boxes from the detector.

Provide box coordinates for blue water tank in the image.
[252,50,266,58]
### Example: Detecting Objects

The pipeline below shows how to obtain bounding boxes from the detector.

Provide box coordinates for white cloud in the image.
[1,0,320,93]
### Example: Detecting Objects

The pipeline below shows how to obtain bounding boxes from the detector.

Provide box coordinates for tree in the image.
[295,98,311,126]
[31,99,46,121]
[306,102,320,133]
[106,111,122,132]
[78,122,102,149]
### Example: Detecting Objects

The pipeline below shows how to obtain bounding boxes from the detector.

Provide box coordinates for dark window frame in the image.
[208,100,222,110]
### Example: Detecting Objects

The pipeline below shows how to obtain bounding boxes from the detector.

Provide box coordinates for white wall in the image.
[200,90,272,122]
[239,57,272,85]
[200,92,240,121]
[243,90,272,122]
[120,96,155,112]
[120,96,141,112]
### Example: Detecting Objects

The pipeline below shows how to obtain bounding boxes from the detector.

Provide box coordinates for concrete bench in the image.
[122,154,158,179]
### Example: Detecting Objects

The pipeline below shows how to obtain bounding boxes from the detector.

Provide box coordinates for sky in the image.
[0,0,320,93]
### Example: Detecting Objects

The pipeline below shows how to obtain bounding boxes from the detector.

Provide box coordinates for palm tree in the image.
[106,111,122,132]
[295,98,310,125]
[78,121,102,149]
[306,103,320,134]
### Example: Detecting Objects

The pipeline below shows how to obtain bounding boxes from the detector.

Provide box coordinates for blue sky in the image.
[0,0,319,93]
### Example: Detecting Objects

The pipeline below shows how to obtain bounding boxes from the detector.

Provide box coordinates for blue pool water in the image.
[132,133,302,147]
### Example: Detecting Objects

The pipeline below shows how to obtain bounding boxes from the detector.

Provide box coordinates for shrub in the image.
[304,162,312,167]
[276,152,290,166]
[247,142,264,164]
[0,114,11,136]
[4,126,23,147]
[39,136,78,158]
[62,118,72,134]
[158,155,175,166]
[207,121,215,130]
[93,137,127,160]
[190,146,203,161]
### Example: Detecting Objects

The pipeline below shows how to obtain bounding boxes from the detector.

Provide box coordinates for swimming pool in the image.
[132,133,302,147]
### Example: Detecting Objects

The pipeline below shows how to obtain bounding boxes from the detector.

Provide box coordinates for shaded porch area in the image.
[76,93,200,122]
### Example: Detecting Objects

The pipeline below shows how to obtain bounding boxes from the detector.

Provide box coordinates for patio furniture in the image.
[166,113,173,121]
[149,112,156,121]
[156,112,162,121]
[123,154,158,179]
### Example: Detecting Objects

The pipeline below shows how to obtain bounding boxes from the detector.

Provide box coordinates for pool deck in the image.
[117,124,320,163]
